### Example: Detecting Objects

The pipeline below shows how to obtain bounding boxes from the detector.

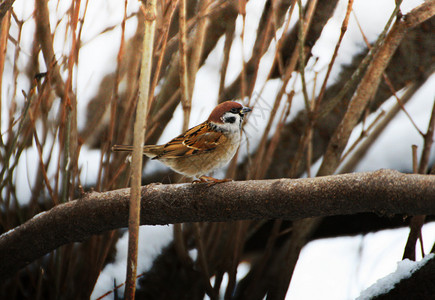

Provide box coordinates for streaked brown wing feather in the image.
[154,122,226,159]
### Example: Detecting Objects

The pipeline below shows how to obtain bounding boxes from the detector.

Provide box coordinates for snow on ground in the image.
[91,225,173,300]
[288,223,435,300]
[356,253,434,300]
[204,262,251,300]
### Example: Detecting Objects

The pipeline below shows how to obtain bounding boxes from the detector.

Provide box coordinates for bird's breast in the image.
[159,131,241,178]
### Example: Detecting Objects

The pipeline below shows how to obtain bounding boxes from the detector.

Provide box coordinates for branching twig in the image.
[338,79,426,173]
[352,9,424,136]
[318,1,403,121]
[317,0,434,176]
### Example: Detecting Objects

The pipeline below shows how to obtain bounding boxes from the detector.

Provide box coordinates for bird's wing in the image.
[154,122,227,159]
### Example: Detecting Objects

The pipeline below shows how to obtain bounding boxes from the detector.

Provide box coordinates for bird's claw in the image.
[192,176,233,186]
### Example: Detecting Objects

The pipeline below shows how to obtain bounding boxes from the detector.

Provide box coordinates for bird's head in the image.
[207,101,252,132]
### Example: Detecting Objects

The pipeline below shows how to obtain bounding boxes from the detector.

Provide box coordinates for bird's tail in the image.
[112,145,159,158]
[112,145,132,152]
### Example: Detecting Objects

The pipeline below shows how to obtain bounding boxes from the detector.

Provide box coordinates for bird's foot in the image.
[193,176,232,186]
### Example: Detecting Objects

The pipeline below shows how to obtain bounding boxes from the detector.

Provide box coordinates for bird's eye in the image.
[230,108,239,113]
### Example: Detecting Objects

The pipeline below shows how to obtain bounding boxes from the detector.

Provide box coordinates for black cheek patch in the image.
[225,116,236,123]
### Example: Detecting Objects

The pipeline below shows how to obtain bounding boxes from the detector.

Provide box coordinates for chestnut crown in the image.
[207,101,251,124]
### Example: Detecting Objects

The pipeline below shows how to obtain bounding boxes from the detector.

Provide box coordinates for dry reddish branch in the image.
[0,170,434,281]
[124,1,156,298]
[419,101,435,174]
[178,0,190,132]
[34,0,66,99]
[0,0,14,23]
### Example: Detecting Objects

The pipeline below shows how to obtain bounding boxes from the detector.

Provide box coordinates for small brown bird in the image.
[112,101,252,183]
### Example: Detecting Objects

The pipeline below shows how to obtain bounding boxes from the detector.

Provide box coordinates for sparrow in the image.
[112,101,252,183]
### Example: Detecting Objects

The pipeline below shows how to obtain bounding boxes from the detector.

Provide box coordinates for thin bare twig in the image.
[239,0,247,102]
[188,0,210,99]
[255,0,297,98]
[125,1,156,298]
[339,110,385,164]
[257,92,293,179]
[62,0,81,202]
[419,100,435,174]
[249,44,299,179]
[0,11,10,139]
[218,20,236,98]
[412,145,419,173]
[100,0,128,191]
[0,81,36,191]
[296,0,317,112]
[193,223,218,300]
[179,0,190,132]
[148,0,178,110]
[314,0,353,110]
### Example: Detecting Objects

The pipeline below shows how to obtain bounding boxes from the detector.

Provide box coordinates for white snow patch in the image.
[206,262,251,300]
[288,222,435,300]
[91,225,173,300]
[32,210,48,219]
[0,226,17,238]
[78,145,103,187]
[189,249,198,262]
[356,254,434,300]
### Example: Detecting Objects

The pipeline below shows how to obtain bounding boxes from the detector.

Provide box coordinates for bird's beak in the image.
[241,107,252,114]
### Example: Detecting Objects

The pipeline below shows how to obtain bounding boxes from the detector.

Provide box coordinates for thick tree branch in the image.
[0,169,434,281]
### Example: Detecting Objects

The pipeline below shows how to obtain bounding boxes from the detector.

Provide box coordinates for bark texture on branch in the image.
[0,169,434,281]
